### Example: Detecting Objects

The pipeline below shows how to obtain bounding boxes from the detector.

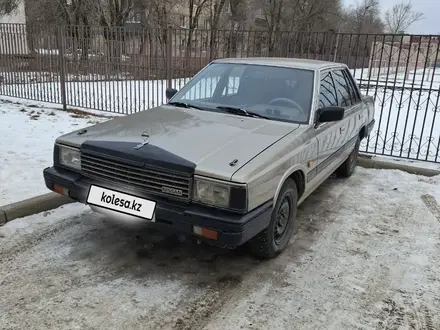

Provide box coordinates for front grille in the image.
[81,153,192,200]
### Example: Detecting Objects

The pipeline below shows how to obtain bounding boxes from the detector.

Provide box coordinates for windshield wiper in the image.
[216,106,270,119]
[168,101,203,110]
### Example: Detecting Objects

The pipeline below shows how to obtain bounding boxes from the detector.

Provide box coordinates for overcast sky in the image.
[343,0,437,34]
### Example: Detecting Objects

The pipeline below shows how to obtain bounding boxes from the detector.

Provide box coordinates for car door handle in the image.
[340,127,345,133]
[358,113,363,120]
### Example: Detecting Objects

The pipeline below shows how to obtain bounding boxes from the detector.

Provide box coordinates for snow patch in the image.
[0,102,111,205]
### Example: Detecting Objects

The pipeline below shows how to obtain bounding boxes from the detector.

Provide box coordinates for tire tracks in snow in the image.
[198,176,354,330]
[421,194,440,223]
[376,293,438,330]
[2,170,440,330]
[135,177,350,330]
[0,213,86,263]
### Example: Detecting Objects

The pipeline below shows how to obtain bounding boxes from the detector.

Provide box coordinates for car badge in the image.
[134,131,150,150]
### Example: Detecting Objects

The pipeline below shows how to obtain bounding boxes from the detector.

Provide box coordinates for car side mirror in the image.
[166,88,178,100]
[317,106,345,123]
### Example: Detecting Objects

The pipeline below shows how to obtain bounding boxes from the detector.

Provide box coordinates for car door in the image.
[332,68,364,154]
[307,69,347,184]
[344,67,366,135]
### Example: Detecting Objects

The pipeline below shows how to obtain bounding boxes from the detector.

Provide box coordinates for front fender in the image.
[231,125,317,212]
[272,164,307,206]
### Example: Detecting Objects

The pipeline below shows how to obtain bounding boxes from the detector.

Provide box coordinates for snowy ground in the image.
[368,154,440,172]
[0,100,118,205]
[1,167,440,329]
[351,67,440,90]
[352,68,440,162]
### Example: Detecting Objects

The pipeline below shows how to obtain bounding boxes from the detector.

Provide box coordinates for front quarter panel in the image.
[231,125,318,212]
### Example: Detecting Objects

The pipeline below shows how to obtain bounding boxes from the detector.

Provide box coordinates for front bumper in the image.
[43,166,272,248]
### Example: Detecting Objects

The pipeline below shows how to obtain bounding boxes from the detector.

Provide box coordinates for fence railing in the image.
[0,24,439,163]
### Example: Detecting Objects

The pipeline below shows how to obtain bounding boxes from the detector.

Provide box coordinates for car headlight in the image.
[193,177,247,212]
[58,145,81,171]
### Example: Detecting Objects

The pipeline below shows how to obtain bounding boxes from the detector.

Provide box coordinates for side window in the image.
[332,69,353,107]
[319,71,338,108]
[343,69,361,104]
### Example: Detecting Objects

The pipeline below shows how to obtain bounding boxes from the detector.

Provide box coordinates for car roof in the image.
[211,57,346,71]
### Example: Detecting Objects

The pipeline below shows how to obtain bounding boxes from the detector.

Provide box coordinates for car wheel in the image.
[247,179,298,260]
[336,135,360,178]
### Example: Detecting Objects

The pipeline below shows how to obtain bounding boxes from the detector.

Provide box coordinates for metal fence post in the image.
[166,25,173,89]
[56,26,67,111]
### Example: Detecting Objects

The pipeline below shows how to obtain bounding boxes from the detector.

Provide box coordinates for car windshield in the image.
[169,62,315,124]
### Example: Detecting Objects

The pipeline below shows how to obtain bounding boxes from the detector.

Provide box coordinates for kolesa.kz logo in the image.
[86,185,157,220]
[100,191,142,211]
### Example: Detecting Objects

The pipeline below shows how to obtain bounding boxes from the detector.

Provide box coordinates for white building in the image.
[0,0,26,24]
[0,0,28,54]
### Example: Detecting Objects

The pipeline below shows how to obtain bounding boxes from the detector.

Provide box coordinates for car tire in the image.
[247,179,298,260]
[336,135,360,178]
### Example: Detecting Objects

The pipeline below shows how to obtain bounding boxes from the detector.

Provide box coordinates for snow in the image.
[0,203,90,238]
[351,67,440,89]
[0,203,186,330]
[0,76,190,113]
[0,70,137,84]
[205,167,440,329]
[0,94,127,118]
[1,167,440,329]
[37,49,59,55]
[361,153,440,171]
[351,68,440,162]
[0,100,115,205]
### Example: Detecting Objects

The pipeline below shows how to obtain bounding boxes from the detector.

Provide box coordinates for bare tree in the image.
[208,0,227,60]
[225,0,247,56]
[151,0,173,66]
[209,0,227,31]
[96,0,134,64]
[0,0,19,15]
[185,0,209,60]
[0,0,37,53]
[331,0,384,64]
[384,1,424,34]
[23,0,97,59]
[131,0,154,55]
[343,0,384,34]
[98,0,134,27]
[130,0,184,72]
[293,0,343,31]
[260,0,283,55]
[250,0,342,57]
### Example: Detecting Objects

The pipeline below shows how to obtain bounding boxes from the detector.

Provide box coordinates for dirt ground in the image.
[1,167,440,330]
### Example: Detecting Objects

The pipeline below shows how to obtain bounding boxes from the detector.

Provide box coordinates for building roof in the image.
[212,57,346,70]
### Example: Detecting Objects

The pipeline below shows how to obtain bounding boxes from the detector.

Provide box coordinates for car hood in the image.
[57,105,300,181]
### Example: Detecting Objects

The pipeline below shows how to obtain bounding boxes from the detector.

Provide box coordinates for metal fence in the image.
[0,23,439,163]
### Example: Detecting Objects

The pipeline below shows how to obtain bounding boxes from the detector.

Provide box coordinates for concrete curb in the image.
[358,154,440,177]
[0,192,74,226]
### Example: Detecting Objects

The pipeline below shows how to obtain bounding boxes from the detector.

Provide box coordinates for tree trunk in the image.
[23,4,36,54]
[209,29,217,60]
[80,24,91,61]
[209,0,227,61]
